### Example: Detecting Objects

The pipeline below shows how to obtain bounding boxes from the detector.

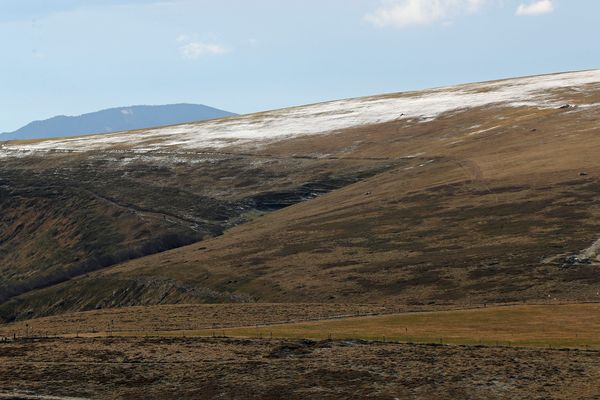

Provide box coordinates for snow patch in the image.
[579,238,600,262]
[3,70,600,155]
[468,125,503,136]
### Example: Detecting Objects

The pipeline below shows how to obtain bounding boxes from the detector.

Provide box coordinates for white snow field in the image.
[2,70,600,155]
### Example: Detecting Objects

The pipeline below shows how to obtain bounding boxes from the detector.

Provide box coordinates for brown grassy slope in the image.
[4,94,599,320]
[0,147,391,315]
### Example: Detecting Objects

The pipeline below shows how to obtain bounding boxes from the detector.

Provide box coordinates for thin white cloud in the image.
[176,34,228,59]
[365,0,486,28]
[516,0,554,16]
[180,42,228,59]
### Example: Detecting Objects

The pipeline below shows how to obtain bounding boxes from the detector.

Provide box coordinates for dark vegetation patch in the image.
[559,266,600,285]
[321,260,363,270]
[471,185,530,195]
[0,154,395,321]
[477,219,535,236]
[245,166,396,212]
[268,340,320,358]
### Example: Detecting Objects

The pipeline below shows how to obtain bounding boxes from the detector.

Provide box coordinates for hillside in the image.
[1,70,600,321]
[0,103,236,140]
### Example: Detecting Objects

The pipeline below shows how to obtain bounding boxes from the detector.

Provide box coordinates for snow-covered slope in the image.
[2,70,600,155]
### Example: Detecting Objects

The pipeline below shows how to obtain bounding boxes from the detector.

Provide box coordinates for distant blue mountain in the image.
[0,104,236,141]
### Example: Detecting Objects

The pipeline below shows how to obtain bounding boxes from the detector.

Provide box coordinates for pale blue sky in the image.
[1,0,598,132]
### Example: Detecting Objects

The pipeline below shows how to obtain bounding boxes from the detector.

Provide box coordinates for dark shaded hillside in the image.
[0,104,236,140]
[0,151,394,320]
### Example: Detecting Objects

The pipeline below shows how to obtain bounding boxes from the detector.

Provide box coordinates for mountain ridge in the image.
[1,103,236,141]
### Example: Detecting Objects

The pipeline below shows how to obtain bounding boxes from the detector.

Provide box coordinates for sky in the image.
[0,0,598,132]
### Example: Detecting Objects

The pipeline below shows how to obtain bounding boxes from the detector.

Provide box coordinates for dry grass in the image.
[13,303,600,351]
[2,336,600,399]
[163,303,600,349]
[45,304,600,349]
[0,303,402,337]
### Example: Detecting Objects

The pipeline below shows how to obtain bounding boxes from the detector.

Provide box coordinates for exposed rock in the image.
[561,255,592,268]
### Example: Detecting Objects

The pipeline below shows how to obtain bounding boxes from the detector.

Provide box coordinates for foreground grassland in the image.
[0,303,403,337]
[2,336,600,399]
[3,303,600,398]
[197,303,600,349]
[6,303,600,350]
[18,303,595,350]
